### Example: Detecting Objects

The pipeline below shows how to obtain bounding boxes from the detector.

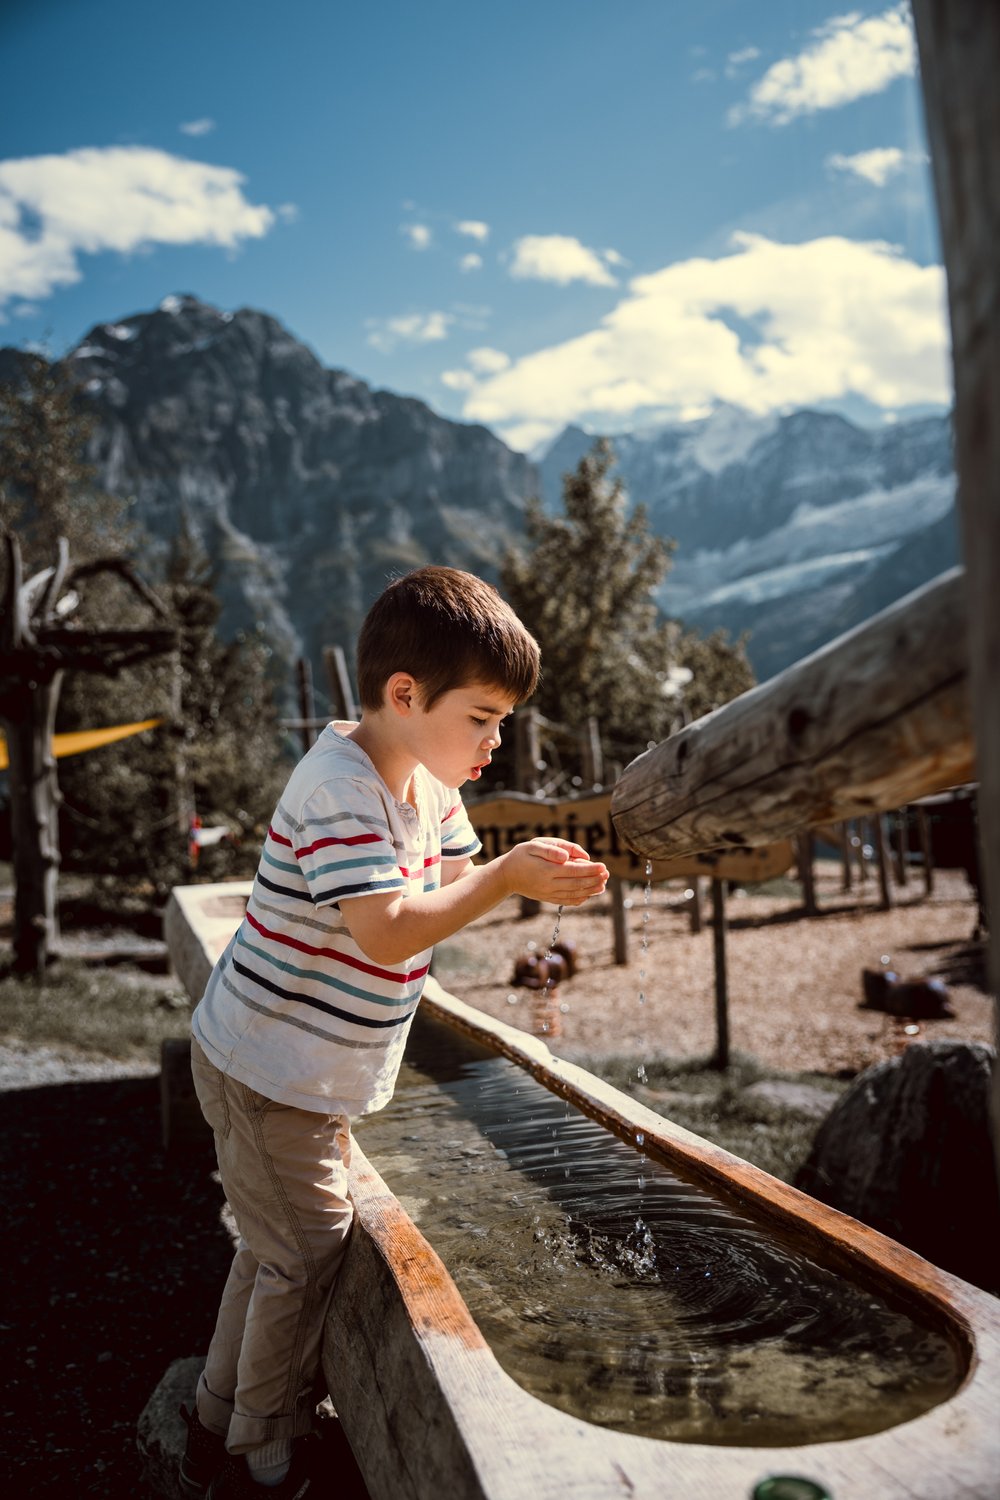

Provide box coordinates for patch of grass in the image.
[580,1050,847,1185]
[0,960,190,1063]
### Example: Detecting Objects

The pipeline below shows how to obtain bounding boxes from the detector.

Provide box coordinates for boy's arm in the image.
[339,839,607,966]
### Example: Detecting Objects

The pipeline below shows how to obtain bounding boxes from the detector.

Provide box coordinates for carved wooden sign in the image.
[464,789,794,884]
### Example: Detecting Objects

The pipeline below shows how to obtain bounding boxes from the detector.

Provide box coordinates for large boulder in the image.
[795,1040,999,1292]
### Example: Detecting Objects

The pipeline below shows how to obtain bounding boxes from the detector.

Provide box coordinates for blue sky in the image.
[2,0,948,452]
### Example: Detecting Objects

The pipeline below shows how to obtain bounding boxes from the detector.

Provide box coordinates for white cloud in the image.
[441,368,477,391]
[458,233,949,447]
[367,310,453,352]
[725,45,760,77]
[468,346,510,374]
[277,202,300,223]
[459,252,483,273]
[0,146,275,311]
[401,222,432,250]
[732,4,916,126]
[509,234,619,287]
[180,118,216,137]
[455,219,490,242]
[827,146,910,185]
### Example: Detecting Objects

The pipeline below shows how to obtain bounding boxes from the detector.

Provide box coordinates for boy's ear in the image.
[385,672,418,716]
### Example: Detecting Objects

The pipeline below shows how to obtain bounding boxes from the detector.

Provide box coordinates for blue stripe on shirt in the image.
[231,955,418,1029]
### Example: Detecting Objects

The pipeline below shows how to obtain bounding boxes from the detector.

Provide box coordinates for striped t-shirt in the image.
[191,724,481,1115]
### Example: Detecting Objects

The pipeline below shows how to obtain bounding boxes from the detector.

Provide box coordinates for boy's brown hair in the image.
[356,566,540,711]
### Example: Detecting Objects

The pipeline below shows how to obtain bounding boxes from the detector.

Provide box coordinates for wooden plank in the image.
[911,0,1000,1190]
[465,789,795,884]
[610,569,973,861]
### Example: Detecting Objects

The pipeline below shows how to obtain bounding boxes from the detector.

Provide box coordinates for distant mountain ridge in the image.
[0,296,958,692]
[539,404,957,678]
[39,294,537,688]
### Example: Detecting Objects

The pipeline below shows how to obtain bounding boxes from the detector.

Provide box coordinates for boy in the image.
[183,566,609,1498]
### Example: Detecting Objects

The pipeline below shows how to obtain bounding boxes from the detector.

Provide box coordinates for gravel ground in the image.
[434,864,995,1076]
[0,862,993,1498]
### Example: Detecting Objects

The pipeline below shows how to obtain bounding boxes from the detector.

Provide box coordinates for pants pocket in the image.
[190,1042,232,1140]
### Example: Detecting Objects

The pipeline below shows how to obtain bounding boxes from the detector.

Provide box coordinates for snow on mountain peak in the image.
[682,404,778,474]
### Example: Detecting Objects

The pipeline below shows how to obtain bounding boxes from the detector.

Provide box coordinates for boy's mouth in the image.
[469,759,491,780]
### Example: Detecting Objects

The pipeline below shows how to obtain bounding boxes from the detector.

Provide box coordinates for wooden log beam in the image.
[610,568,972,861]
[911,0,1000,1189]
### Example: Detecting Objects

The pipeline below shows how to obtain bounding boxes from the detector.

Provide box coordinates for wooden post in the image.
[514,707,541,918]
[514,707,541,794]
[873,814,893,911]
[688,876,703,933]
[323,644,357,722]
[852,821,869,887]
[840,821,853,892]
[905,1,1000,1180]
[580,717,603,788]
[710,879,730,1070]
[893,809,910,887]
[916,806,936,896]
[796,831,817,916]
[4,676,63,976]
[610,877,629,965]
[296,657,316,757]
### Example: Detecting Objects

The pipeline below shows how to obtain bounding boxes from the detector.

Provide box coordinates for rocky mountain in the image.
[1,297,958,697]
[35,294,537,697]
[540,404,957,679]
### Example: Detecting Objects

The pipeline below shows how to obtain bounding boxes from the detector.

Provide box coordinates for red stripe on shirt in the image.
[295,831,383,857]
[268,826,293,847]
[398,853,442,878]
[245,908,429,985]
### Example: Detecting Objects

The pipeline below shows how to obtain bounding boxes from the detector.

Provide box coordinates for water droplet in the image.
[635,1132,645,1145]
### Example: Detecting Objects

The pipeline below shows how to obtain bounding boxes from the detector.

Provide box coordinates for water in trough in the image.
[354,1008,963,1448]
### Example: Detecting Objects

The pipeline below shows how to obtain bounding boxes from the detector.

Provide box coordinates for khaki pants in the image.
[190,1040,354,1454]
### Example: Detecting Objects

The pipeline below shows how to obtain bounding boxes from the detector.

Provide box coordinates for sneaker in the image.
[179,1404,227,1496]
[206,1452,310,1500]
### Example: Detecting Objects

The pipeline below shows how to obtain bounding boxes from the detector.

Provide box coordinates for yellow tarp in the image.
[0,718,163,772]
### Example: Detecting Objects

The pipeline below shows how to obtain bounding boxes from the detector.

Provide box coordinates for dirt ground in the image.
[433,862,995,1077]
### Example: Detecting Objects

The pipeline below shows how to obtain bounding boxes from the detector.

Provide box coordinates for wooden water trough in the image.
[164,882,1000,1500]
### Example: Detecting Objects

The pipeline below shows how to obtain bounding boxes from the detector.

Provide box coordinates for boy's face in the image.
[410,680,513,788]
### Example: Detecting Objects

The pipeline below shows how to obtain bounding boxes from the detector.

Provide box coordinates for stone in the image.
[136,1355,203,1500]
[795,1039,999,1291]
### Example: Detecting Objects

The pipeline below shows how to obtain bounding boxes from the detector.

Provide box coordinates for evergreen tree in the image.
[0,354,136,601]
[1,355,287,902]
[501,439,754,764]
